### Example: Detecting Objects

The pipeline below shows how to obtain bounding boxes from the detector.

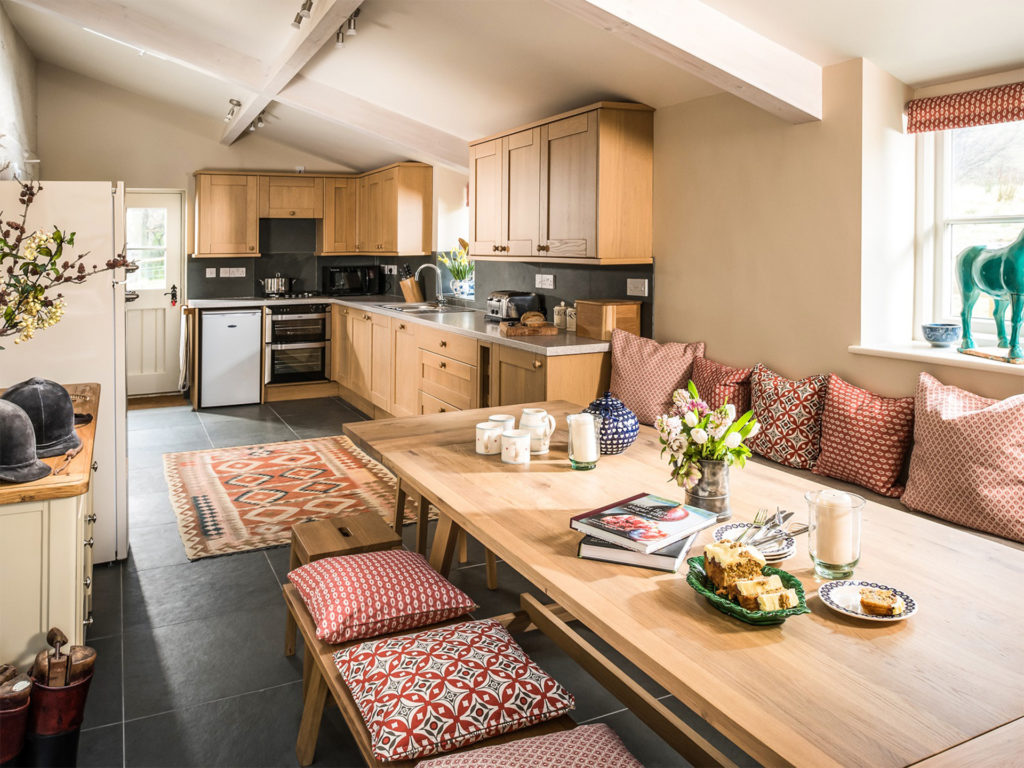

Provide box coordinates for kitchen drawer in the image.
[417,325,478,366]
[419,391,460,415]
[419,350,477,410]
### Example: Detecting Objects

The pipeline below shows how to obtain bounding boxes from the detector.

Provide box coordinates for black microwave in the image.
[322,266,381,296]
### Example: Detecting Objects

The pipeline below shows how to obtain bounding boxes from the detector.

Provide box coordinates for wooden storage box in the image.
[575,299,642,340]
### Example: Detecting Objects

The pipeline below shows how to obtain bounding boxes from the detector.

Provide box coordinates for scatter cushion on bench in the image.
[812,374,915,497]
[609,329,705,425]
[287,550,476,644]
[413,723,642,768]
[334,619,575,763]
[901,373,1024,543]
[691,357,753,413]
[749,364,828,469]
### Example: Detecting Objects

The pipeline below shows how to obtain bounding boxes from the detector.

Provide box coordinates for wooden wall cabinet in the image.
[195,173,259,257]
[359,166,432,255]
[319,178,359,254]
[390,319,419,417]
[467,102,653,265]
[259,176,324,218]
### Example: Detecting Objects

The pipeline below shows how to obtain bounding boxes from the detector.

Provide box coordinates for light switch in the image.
[626,278,649,297]
[535,274,555,290]
[206,268,217,278]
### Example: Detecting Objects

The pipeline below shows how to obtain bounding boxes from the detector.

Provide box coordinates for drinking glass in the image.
[806,489,866,579]
[567,413,602,470]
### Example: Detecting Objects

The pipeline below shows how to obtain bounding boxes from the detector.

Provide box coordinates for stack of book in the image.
[571,492,718,572]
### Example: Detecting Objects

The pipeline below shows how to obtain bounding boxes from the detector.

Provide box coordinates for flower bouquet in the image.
[438,238,474,297]
[655,381,759,490]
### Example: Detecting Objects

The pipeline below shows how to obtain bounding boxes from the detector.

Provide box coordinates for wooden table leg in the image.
[415,493,431,555]
[393,480,407,532]
[284,548,300,656]
[485,550,498,590]
[295,659,329,768]
[428,513,461,577]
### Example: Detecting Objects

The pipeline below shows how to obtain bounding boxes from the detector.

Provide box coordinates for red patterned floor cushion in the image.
[414,723,642,768]
[749,364,828,469]
[334,619,575,763]
[691,357,752,413]
[813,374,915,497]
[901,373,1024,543]
[288,550,476,644]
[609,329,705,425]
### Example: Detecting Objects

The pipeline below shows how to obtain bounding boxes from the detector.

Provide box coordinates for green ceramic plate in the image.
[685,556,811,626]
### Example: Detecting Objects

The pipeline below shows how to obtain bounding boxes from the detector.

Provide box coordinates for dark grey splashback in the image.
[442,259,655,337]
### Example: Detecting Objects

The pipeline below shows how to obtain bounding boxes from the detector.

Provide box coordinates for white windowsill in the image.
[849,342,1024,377]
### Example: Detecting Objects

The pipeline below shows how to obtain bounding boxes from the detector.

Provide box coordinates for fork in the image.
[737,508,769,543]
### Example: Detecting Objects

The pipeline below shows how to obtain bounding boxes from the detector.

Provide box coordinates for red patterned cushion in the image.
[749,364,828,469]
[334,619,575,763]
[901,373,1024,543]
[414,724,642,768]
[609,329,705,425]
[288,550,476,644]
[691,357,752,413]
[812,375,915,497]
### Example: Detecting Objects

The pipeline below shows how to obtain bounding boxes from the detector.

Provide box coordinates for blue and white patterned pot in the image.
[584,392,639,455]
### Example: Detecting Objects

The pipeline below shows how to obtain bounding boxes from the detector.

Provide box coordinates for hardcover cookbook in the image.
[571,493,718,554]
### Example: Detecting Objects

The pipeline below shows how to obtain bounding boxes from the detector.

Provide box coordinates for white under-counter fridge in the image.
[200,309,263,407]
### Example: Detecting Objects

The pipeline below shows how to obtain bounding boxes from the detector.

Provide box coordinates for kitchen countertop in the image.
[186,296,611,357]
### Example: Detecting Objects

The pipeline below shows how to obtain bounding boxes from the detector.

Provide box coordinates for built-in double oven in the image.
[264,304,331,384]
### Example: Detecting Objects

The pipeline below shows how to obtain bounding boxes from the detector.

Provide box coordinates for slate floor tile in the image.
[202,420,297,449]
[127,405,198,431]
[82,634,123,731]
[127,523,188,572]
[123,551,280,631]
[122,604,301,720]
[78,723,124,768]
[127,490,177,529]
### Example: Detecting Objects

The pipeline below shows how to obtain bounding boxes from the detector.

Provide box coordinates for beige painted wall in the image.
[0,2,36,178]
[654,58,1023,400]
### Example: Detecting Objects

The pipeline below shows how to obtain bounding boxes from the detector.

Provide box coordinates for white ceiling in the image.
[5,0,1024,172]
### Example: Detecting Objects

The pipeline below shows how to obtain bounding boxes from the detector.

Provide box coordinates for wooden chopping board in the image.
[499,321,559,337]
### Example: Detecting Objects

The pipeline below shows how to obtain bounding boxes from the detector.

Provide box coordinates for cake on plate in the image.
[859,587,904,616]
[704,540,767,596]
[732,574,784,610]
[756,588,799,611]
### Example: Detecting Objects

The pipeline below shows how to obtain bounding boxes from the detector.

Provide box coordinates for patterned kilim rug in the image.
[164,435,420,560]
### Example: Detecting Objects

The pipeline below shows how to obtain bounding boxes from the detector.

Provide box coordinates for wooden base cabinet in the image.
[390,319,419,417]
[489,346,611,408]
[369,313,392,409]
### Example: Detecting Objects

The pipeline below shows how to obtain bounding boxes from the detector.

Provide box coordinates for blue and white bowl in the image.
[584,392,639,455]
[921,323,962,347]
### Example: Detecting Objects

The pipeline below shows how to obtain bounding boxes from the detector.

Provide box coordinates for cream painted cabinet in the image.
[390,319,419,417]
[467,103,654,264]
[195,173,259,256]
[320,178,359,254]
[369,312,392,408]
[258,175,324,218]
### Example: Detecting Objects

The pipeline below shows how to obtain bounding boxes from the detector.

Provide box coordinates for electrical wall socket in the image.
[535,273,555,290]
[205,268,217,278]
[220,267,246,278]
[626,278,649,297]
[383,264,398,275]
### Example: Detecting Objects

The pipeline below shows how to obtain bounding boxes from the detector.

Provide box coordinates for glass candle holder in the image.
[566,413,602,470]
[806,489,866,579]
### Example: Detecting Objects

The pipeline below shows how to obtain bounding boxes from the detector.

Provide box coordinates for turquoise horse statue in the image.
[957,225,1024,362]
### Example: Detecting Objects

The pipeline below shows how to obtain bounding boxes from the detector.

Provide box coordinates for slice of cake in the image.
[756,588,799,612]
[732,575,785,610]
[704,540,766,595]
[859,587,904,616]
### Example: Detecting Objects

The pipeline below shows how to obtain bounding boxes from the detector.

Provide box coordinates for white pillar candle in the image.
[813,490,856,564]
[569,413,599,463]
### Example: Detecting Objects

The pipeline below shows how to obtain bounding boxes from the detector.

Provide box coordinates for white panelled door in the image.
[124,191,184,395]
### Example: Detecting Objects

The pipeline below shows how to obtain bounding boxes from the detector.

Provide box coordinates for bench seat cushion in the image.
[334,619,575,763]
[691,357,752,413]
[288,550,476,644]
[813,374,915,497]
[902,373,1024,544]
[609,329,705,425]
[414,723,642,767]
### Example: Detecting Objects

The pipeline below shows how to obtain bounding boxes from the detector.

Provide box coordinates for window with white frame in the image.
[923,121,1024,338]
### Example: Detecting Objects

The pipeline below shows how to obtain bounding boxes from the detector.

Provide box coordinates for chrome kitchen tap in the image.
[415,263,447,306]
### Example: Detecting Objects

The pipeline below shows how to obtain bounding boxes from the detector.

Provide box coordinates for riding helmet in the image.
[1,377,82,458]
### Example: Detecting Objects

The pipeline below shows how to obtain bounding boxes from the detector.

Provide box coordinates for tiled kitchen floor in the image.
[79,397,757,768]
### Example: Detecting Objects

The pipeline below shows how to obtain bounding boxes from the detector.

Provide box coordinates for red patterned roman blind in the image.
[905,81,1024,133]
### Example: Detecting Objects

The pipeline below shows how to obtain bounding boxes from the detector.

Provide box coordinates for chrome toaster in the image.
[485,290,545,322]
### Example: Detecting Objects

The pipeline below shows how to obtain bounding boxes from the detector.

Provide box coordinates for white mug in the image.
[489,414,516,432]
[520,408,556,454]
[501,430,532,465]
[475,422,503,455]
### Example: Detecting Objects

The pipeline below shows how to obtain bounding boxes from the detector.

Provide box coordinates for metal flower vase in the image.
[685,459,731,521]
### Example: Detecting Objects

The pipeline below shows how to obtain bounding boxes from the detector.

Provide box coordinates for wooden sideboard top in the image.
[0,382,100,505]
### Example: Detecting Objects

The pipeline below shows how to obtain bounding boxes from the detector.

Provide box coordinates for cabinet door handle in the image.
[399,324,406,330]
[289,210,296,216]
[533,360,543,369]
[363,314,370,320]
[86,513,97,524]
[492,245,498,252]
[439,408,446,413]
[84,537,95,548]
[249,245,255,251]
[84,576,92,588]
[439,340,447,348]
[82,615,94,627]
[92,461,98,472]
[439,361,447,369]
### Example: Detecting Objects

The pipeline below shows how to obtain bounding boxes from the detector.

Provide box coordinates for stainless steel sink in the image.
[374,302,475,314]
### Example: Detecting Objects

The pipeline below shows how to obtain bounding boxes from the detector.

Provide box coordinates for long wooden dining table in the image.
[344,401,1024,768]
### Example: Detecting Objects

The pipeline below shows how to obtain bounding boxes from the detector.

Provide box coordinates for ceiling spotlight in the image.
[346,8,359,35]
[299,0,313,18]
[291,12,303,28]
[256,113,265,128]
[335,28,345,48]
[248,121,256,133]
[224,98,241,122]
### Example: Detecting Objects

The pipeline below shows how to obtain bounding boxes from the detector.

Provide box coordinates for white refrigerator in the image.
[0,180,128,563]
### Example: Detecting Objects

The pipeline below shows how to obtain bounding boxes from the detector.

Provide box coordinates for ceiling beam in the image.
[277,76,469,173]
[221,0,361,144]
[8,0,263,91]
[545,0,822,123]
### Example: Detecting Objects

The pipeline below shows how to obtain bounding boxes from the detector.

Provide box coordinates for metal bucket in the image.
[684,459,731,521]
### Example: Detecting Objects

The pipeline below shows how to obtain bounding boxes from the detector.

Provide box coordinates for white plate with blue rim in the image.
[713,522,796,562]
[817,580,918,622]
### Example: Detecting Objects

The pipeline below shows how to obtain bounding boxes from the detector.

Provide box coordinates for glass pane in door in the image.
[126,207,167,290]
